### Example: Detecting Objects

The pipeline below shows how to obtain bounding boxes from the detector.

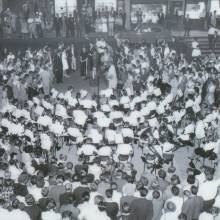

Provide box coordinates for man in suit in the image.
[129,188,153,220]
[184,14,191,37]
[68,14,75,38]
[54,14,61,38]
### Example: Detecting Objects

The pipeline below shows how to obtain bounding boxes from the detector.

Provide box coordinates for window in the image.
[95,0,117,10]
[55,0,77,15]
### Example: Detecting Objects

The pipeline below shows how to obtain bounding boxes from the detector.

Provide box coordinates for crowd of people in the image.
[1,33,220,220]
[0,4,126,39]
[0,7,48,39]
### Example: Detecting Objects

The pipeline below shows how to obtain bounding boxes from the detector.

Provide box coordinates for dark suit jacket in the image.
[129,198,153,220]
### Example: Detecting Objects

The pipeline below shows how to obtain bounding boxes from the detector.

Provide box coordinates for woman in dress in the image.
[106,62,117,90]
[102,16,108,33]
[61,48,69,78]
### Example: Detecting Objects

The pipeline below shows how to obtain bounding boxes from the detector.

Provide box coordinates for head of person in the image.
[166,201,176,213]
[47,198,56,210]
[105,189,113,199]
[158,169,166,180]
[178,213,187,220]
[65,183,72,192]
[90,182,98,192]
[171,186,180,196]
[152,190,160,199]
[41,187,49,197]
[139,188,148,198]
[82,191,90,202]
[171,174,180,186]
[190,185,198,195]
[25,194,35,206]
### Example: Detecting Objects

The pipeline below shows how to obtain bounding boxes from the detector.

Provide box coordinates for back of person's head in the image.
[94,195,104,205]
[140,176,148,186]
[171,185,180,196]
[122,202,130,213]
[111,182,118,191]
[178,213,187,220]
[62,210,73,220]
[152,190,160,199]
[140,188,148,197]
[90,182,98,192]
[187,175,195,184]
[82,191,90,202]
[105,189,113,199]
[41,187,49,197]
[166,201,176,212]
[190,185,198,195]
[171,174,180,185]
[98,201,106,212]
[158,169,166,179]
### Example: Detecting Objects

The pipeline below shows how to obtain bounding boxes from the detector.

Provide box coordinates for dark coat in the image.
[129,198,153,220]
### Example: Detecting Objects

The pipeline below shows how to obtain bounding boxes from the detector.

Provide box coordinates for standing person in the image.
[53,49,63,83]
[129,188,153,220]
[213,30,219,53]
[61,14,67,38]
[68,14,75,38]
[158,9,165,25]
[88,43,97,73]
[39,64,53,95]
[208,25,217,51]
[211,10,217,27]
[35,11,43,38]
[61,48,70,78]
[74,10,81,38]
[70,44,76,72]
[53,14,61,38]
[21,15,29,38]
[108,15,115,36]
[184,14,191,37]
[80,46,88,80]
[106,61,118,90]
